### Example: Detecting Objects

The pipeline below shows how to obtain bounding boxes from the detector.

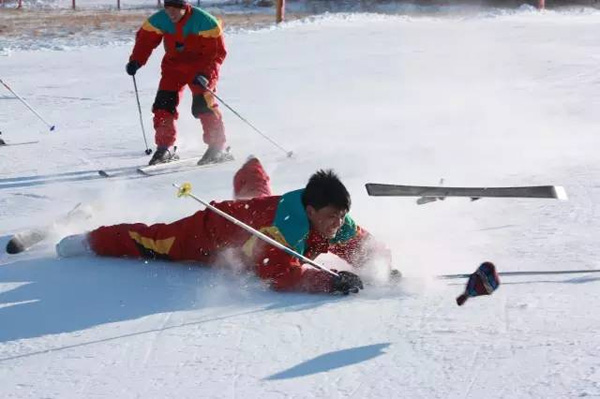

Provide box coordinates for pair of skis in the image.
[98,156,234,178]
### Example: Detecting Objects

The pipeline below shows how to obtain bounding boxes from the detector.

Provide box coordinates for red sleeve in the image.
[202,34,227,89]
[130,25,163,66]
[252,241,333,293]
[330,226,392,270]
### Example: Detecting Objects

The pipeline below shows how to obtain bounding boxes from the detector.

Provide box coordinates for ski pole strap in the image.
[174,183,338,277]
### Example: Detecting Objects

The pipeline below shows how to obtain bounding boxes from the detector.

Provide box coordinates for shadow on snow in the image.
[265,343,391,380]
[0,166,140,189]
[0,255,333,356]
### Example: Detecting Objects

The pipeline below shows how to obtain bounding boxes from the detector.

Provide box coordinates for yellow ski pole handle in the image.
[173,183,337,277]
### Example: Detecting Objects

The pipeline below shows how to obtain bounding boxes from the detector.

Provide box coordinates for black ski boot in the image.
[148,146,179,166]
[197,146,234,165]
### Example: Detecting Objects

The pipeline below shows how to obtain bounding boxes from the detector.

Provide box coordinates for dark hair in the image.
[302,169,351,211]
[164,0,187,8]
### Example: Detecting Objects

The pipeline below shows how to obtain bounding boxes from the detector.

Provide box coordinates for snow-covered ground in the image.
[1,7,600,398]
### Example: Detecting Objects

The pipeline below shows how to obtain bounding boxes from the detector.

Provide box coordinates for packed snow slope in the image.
[1,9,600,398]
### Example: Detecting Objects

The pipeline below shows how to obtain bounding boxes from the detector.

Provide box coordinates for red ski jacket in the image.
[129,5,227,87]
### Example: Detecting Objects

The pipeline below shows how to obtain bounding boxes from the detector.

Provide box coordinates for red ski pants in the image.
[152,71,226,149]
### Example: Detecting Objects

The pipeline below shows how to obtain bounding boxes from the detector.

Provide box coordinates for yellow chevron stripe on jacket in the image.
[197,24,222,38]
[242,226,289,259]
[129,231,175,255]
[141,19,163,35]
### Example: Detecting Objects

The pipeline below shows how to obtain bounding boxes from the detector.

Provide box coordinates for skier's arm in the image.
[252,242,333,293]
[243,235,333,293]
[203,33,227,88]
[194,19,227,90]
[129,20,164,66]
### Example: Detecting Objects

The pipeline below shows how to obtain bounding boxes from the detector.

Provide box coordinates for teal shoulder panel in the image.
[330,214,358,244]
[273,189,310,255]
[148,10,175,34]
[183,6,220,36]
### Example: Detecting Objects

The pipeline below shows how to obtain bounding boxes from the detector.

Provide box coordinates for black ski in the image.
[365,183,567,200]
[0,140,40,147]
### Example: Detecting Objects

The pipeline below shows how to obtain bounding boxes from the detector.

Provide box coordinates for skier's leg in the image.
[152,73,185,149]
[153,99,178,149]
[190,85,226,152]
[233,157,273,199]
[84,210,214,262]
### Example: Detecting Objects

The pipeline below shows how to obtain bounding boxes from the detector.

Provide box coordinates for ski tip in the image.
[553,186,568,201]
[136,167,151,176]
[6,239,26,255]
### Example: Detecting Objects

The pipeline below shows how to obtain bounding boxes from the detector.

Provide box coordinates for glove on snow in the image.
[331,271,364,295]
[456,262,500,306]
[126,61,141,76]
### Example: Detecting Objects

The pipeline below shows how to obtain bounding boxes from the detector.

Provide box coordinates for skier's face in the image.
[306,205,347,239]
[165,6,186,23]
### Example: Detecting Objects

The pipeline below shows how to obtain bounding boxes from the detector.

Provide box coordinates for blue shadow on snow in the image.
[265,343,391,380]
[0,255,332,353]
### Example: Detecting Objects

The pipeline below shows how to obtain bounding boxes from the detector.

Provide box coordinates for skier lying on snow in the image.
[56,158,393,295]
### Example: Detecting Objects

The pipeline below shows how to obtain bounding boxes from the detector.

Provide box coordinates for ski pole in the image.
[0,78,55,132]
[195,78,293,158]
[439,268,600,279]
[132,76,153,155]
[174,182,337,277]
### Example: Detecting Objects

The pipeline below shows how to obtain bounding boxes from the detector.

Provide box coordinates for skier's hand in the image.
[331,270,363,295]
[126,60,141,76]
[193,74,209,88]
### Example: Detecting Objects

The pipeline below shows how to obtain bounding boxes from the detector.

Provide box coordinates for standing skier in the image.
[56,158,394,295]
[126,0,229,166]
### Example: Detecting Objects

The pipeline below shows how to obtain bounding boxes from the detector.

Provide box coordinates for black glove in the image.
[126,60,141,76]
[193,74,209,88]
[331,271,364,295]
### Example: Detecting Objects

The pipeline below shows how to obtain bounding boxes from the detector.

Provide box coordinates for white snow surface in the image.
[2,8,600,398]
